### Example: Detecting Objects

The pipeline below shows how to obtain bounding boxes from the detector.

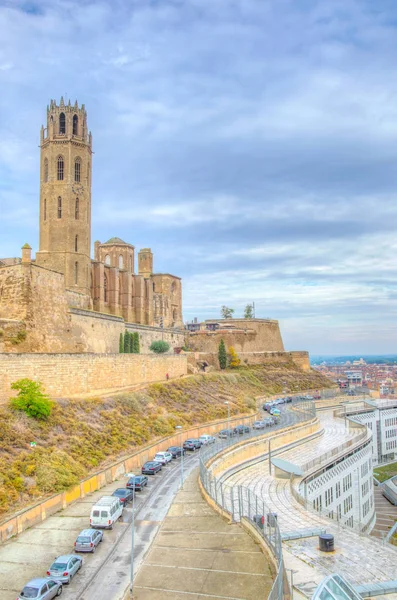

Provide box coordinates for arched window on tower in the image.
[74,157,81,182]
[171,281,176,294]
[44,158,48,182]
[118,276,122,305]
[104,272,108,302]
[73,114,78,135]
[75,235,78,252]
[75,198,79,220]
[57,196,62,219]
[87,162,90,184]
[74,261,78,284]
[57,155,64,181]
[105,254,111,266]
[119,255,123,269]
[44,199,47,221]
[59,112,66,134]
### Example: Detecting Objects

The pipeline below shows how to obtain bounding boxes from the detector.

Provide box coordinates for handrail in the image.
[199,400,316,599]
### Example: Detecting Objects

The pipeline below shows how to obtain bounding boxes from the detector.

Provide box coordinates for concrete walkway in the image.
[133,468,274,600]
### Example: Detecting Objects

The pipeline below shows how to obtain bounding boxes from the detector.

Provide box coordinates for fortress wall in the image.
[188,319,285,354]
[0,353,187,401]
[188,350,310,372]
[125,322,186,353]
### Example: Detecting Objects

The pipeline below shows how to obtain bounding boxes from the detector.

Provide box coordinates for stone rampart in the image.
[0,353,187,401]
[188,350,310,372]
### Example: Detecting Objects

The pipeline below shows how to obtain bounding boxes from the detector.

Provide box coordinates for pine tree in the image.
[133,332,140,354]
[218,339,227,370]
[119,332,124,353]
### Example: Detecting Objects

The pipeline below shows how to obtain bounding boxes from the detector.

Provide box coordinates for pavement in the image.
[371,485,397,539]
[132,467,274,600]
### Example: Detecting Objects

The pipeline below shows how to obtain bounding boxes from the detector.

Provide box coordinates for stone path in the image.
[372,484,397,539]
[133,468,275,600]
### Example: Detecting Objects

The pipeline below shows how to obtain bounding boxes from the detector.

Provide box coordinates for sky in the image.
[1,0,397,355]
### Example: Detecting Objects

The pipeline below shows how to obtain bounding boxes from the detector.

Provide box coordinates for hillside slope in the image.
[0,363,332,517]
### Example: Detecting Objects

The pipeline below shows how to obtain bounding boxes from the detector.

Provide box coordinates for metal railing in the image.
[199,400,316,600]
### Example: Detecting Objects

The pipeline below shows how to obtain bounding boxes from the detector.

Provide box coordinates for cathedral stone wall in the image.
[0,353,187,401]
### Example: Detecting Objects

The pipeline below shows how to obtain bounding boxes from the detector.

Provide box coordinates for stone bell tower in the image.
[36,98,92,301]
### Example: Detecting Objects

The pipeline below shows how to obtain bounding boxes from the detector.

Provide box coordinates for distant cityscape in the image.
[312,355,397,398]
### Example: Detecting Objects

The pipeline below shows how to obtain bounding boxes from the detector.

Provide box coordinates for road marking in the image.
[143,562,272,577]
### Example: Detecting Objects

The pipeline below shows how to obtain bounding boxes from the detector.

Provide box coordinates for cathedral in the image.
[33,98,183,328]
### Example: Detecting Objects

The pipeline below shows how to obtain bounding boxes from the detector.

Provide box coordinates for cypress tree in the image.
[124,331,130,353]
[133,332,140,354]
[218,339,227,370]
[127,332,133,353]
[119,332,124,353]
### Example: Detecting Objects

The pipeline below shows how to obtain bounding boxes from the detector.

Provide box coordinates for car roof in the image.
[129,474,145,478]
[78,529,97,535]
[113,487,129,492]
[24,578,51,586]
[53,555,75,561]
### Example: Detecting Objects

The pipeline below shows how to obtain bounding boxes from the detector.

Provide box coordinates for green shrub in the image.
[150,340,170,354]
[119,332,124,353]
[9,379,53,420]
[132,332,140,354]
[124,331,131,353]
[218,339,227,370]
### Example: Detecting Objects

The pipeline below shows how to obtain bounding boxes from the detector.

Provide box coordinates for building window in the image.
[59,112,66,134]
[74,157,81,182]
[44,158,48,182]
[105,254,111,265]
[73,114,78,135]
[104,273,108,302]
[74,261,78,284]
[44,198,47,221]
[75,198,79,220]
[57,155,64,181]
[87,162,90,183]
[171,281,176,293]
[119,255,123,269]
[57,196,62,218]
[75,235,78,252]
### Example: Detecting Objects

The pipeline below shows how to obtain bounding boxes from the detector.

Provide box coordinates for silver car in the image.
[17,578,62,599]
[47,554,82,584]
[74,528,103,553]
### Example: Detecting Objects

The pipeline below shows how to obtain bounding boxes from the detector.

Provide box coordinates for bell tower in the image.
[36,98,92,300]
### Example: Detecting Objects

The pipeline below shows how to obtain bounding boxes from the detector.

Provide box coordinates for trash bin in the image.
[267,512,278,526]
[253,515,265,529]
[319,533,334,552]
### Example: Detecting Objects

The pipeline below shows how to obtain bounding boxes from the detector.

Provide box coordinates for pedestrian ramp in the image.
[280,527,326,541]
[355,581,397,597]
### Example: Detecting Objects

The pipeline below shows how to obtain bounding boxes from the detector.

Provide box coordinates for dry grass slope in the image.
[0,363,332,517]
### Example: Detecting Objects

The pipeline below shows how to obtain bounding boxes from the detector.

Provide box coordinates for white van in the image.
[90,496,123,529]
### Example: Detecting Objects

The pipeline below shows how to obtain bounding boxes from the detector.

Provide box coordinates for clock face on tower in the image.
[72,184,84,195]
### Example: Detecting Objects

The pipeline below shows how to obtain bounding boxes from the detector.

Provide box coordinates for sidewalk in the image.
[132,467,274,600]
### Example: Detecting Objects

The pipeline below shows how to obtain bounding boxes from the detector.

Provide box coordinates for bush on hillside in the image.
[9,379,53,420]
[150,340,170,354]
[229,346,241,368]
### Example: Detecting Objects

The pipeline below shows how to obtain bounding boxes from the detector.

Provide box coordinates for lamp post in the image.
[130,479,136,598]
[224,401,230,444]
[176,425,184,489]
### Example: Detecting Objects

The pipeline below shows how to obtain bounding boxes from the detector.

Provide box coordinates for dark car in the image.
[183,439,198,451]
[112,487,135,505]
[191,438,203,449]
[126,475,148,491]
[142,461,162,475]
[234,424,250,434]
[218,428,237,438]
[167,446,186,458]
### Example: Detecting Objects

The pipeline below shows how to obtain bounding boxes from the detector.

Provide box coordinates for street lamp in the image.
[224,401,230,443]
[175,425,184,489]
[130,477,136,598]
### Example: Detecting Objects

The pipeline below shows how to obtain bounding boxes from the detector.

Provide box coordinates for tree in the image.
[150,340,170,354]
[229,346,241,368]
[124,332,131,353]
[132,332,140,354]
[119,332,124,353]
[221,306,234,319]
[218,339,227,370]
[244,304,254,319]
[9,379,53,420]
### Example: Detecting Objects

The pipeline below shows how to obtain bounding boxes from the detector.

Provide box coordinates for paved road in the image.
[371,484,397,540]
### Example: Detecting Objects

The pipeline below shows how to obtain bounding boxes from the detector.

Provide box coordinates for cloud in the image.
[1,0,397,353]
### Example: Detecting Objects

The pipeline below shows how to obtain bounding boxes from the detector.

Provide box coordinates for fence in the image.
[199,400,316,600]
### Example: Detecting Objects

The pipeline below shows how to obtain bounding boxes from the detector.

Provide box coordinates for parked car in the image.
[17,578,62,600]
[218,428,236,438]
[270,408,281,417]
[142,461,162,474]
[252,421,265,430]
[126,475,148,491]
[112,487,135,506]
[191,438,203,448]
[167,445,186,457]
[183,440,197,451]
[234,424,250,434]
[74,528,103,553]
[90,496,123,530]
[47,554,83,584]
[153,451,173,465]
[199,434,216,444]
[263,417,275,427]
